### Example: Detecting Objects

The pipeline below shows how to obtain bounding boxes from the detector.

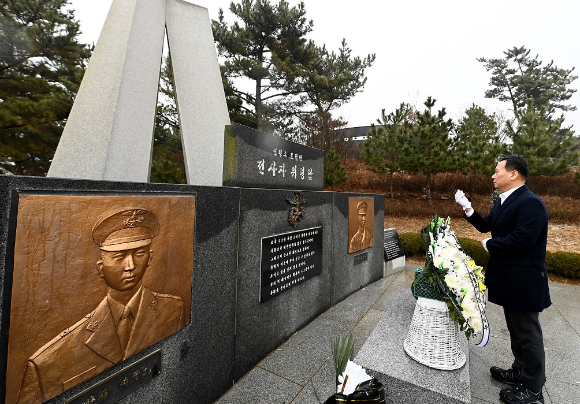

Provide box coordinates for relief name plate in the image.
[353,252,368,266]
[66,350,162,404]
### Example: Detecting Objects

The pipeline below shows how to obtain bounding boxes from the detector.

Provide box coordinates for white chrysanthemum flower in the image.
[425,216,487,342]
[445,274,461,290]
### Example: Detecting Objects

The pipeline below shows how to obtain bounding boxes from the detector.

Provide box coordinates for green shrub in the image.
[399,232,580,280]
[545,251,580,279]
[399,232,425,256]
[457,237,490,268]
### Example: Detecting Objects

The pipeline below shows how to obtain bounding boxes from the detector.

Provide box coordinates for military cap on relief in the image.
[92,208,159,251]
[356,201,368,214]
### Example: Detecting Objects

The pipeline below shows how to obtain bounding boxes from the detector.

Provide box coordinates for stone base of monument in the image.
[354,290,471,404]
[384,256,405,277]
[0,176,384,404]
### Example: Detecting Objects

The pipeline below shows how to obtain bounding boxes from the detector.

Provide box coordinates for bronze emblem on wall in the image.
[5,194,196,404]
[287,191,306,227]
[348,197,374,254]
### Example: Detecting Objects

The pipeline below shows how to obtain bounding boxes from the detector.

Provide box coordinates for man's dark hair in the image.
[500,155,529,179]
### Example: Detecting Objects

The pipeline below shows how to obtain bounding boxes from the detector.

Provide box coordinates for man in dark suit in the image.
[456,155,550,404]
[16,208,185,404]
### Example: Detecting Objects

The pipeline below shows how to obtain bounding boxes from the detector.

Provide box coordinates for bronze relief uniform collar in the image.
[106,286,143,328]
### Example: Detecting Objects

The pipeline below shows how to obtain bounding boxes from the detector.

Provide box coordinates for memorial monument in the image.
[0,1,385,403]
[47,0,229,186]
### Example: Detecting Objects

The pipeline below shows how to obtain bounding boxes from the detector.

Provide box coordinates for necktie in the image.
[117,306,132,355]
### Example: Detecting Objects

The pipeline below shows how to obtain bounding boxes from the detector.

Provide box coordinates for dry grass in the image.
[329,159,580,224]
[331,159,580,284]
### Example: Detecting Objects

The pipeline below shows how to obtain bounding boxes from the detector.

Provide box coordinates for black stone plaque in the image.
[66,350,162,404]
[223,124,324,191]
[353,252,368,266]
[384,228,404,261]
[260,227,323,302]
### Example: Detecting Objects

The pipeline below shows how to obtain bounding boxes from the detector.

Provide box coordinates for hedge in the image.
[398,232,580,279]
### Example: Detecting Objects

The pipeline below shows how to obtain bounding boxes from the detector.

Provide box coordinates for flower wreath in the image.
[421,216,490,346]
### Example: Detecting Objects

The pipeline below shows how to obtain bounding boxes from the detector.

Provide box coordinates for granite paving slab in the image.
[356,289,471,404]
[371,268,414,312]
[320,279,390,327]
[217,264,579,404]
[215,367,302,404]
[259,317,345,385]
[547,282,580,335]
[351,308,387,354]
[290,358,336,404]
[544,379,580,404]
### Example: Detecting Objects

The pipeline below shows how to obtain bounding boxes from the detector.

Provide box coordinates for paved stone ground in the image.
[216,265,580,403]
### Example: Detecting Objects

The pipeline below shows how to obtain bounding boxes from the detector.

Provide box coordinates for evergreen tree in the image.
[506,100,577,176]
[400,97,455,205]
[478,46,577,120]
[292,40,374,143]
[213,1,374,137]
[359,103,412,199]
[212,0,314,132]
[300,110,348,153]
[0,0,91,175]
[150,55,187,184]
[324,146,347,189]
[454,104,507,190]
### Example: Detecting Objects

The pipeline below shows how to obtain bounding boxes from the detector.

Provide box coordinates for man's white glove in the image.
[482,238,490,252]
[455,189,472,210]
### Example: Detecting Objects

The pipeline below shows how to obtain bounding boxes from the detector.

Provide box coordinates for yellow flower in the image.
[478,280,486,292]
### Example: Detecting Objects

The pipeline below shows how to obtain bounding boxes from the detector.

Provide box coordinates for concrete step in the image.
[355,289,471,404]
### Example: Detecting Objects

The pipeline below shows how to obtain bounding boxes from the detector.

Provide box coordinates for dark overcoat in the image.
[466,185,551,312]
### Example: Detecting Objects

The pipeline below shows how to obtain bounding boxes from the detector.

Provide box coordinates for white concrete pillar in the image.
[166,0,230,186]
[48,0,166,182]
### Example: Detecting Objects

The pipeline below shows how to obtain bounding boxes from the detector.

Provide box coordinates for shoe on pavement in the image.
[490,366,521,385]
[500,383,544,404]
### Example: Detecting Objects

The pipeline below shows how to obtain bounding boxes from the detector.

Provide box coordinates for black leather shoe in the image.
[500,383,544,404]
[490,366,521,385]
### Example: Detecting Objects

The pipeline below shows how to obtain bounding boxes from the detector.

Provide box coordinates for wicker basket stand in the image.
[403,268,466,370]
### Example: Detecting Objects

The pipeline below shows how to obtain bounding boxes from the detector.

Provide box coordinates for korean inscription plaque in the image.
[260,227,323,302]
[353,252,368,266]
[66,350,162,404]
[383,228,404,261]
[223,124,324,191]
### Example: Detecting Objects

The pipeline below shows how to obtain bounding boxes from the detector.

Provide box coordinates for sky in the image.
[68,0,580,131]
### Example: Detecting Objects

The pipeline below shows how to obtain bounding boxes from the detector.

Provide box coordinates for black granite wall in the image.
[0,176,384,403]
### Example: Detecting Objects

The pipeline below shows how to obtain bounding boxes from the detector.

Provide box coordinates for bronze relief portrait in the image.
[5,194,195,404]
[348,197,374,254]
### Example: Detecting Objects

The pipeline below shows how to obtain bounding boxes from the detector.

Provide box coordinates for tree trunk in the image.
[426,172,432,206]
[255,77,263,131]
[389,171,394,200]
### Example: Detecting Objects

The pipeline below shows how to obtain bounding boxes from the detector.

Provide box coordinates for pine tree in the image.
[212,1,374,137]
[150,55,187,184]
[359,103,412,199]
[212,0,314,132]
[0,0,91,175]
[478,46,577,120]
[291,40,374,143]
[324,146,347,190]
[399,97,455,205]
[455,104,507,191]
[506,100,577,176]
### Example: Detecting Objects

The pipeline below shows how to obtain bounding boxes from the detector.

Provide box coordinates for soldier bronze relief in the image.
[11,205,189,404]
[348,198,374,254]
